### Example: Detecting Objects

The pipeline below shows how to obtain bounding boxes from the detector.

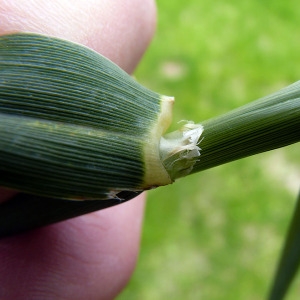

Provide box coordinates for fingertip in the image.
[0,194,145,300]
[0,0,157,72]
[88,0,157,72]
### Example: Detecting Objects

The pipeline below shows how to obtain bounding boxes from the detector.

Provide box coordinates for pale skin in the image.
[0,0,156,299]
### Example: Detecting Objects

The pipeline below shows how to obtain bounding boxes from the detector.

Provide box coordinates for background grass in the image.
[118,1,300,299]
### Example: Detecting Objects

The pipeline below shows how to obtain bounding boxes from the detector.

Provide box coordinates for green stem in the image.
[191,81,300,174]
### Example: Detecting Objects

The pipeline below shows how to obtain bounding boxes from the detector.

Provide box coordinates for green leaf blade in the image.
[268,191,300,300]
[192,82,300,173]
[0,33,173,199]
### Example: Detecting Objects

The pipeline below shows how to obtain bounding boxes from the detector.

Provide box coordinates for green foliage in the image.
[118,0,300,299]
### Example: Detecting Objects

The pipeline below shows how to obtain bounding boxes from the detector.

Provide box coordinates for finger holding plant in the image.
[0,32,299,300]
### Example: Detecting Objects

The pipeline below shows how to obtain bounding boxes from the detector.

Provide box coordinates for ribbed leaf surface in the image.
[0,33,162,199]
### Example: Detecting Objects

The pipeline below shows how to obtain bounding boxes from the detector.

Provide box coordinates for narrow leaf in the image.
[268,190,300,300]
[191,81,300,174]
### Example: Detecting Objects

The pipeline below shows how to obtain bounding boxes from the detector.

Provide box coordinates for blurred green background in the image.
[118,1,300,299]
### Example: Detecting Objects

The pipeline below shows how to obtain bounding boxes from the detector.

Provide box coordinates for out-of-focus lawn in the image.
[118,1,300,299]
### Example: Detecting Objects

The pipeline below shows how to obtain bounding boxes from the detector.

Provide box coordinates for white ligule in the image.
[160,122,204,180]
